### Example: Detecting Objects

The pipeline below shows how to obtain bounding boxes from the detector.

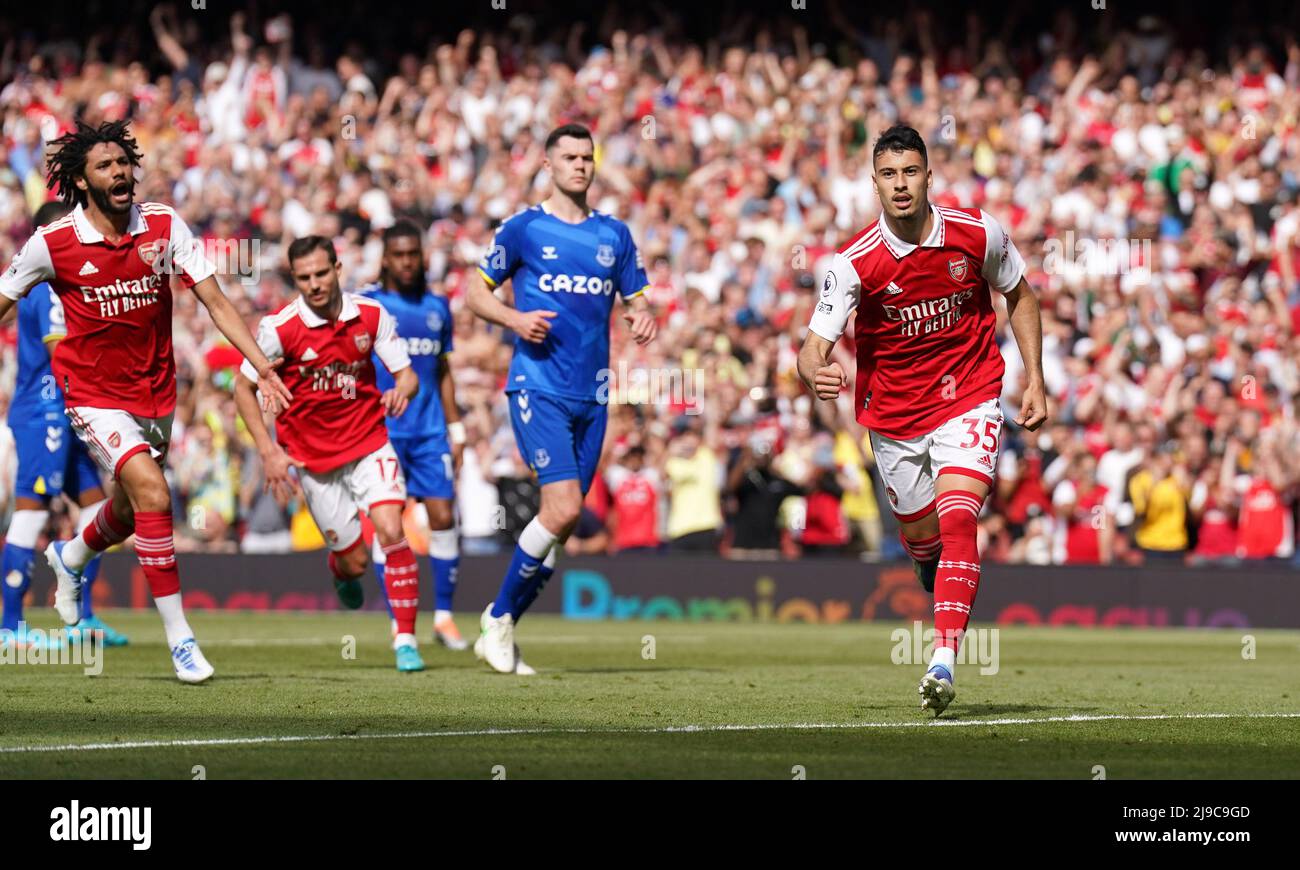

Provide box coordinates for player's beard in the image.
[394,273,424,298]
[87,177,134,216]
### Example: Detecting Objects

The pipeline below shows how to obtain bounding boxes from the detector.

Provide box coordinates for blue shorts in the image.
[507,389,607,492]
[11,417,102,501]
[390,433,454,500]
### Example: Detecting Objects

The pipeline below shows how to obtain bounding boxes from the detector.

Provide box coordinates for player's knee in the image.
[425,500,454,530]
[128,479,170,514]
[371,516,405,547]
[338,546,369,578]
[900,513,939,541]
[541,498,582,533]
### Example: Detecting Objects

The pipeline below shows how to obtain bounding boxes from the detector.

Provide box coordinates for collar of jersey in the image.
[539,200,594,223]
[876,203,945,259]
[71,203,148,246]
[296,292,361,328]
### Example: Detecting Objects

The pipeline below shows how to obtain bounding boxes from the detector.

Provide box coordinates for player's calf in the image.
[48,498,133,625]
[370,502,421,664]
[2,508,48,632]
[925,483,986,696]
[114,453,209,681]
[899,529,942,593]
[536,479,584,540]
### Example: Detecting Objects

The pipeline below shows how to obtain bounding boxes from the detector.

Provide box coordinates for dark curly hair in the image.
[45,120,143,207]
[872,124,928,168]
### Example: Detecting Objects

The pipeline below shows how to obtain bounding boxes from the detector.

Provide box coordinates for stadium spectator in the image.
[663,422,724,551]
[3,3,1300,567]
[606,445,662,554]
[726,434,802,558]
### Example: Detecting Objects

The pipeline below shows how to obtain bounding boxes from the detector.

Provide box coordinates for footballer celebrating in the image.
[797,125,1048,716]
[467,123,657,674]
[0,121,292,683]
[1,201,122,651]
[360,221,469,651]
[233,236,426,672]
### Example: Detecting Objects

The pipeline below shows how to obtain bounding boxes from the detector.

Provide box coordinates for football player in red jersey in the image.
[232,236,426,672]
[0,121,292,683]
[797,125,1048,716]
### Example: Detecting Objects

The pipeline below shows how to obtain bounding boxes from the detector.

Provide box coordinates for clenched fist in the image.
[813,362,848,400]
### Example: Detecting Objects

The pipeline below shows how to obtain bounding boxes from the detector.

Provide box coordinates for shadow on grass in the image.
[937,703,1099,720]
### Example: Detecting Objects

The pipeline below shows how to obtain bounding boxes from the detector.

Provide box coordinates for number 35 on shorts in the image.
[937,399,1003,478]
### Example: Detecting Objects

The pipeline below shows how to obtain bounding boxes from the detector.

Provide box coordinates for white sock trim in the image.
[542,547,558,570]
[429,527,459,560]
[519,517,558,560]
[6,510,49,549]
[154,592,195,649]
[75,498,108,536]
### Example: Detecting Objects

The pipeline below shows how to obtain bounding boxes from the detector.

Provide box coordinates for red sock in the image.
[133,511,180,598]
[933,490,983,652]
[83,500,133,552]
[901,531,942,564]
[381,538,419,636]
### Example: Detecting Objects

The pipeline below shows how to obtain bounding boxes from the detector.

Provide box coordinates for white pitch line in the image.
[2,712,1299,756]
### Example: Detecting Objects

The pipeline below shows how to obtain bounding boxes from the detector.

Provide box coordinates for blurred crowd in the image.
[3,3,1300,566]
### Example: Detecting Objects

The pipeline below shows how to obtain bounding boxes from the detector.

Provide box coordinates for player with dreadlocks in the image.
[0,120,293,683]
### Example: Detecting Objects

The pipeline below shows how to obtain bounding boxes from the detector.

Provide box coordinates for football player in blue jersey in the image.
[360,221,469,651]
[467,123,657,674]
[1,201,126,650]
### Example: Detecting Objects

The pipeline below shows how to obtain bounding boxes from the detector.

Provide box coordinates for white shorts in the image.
[869,398,1003,521]
[67,406,173,479]
[299,442,407,552]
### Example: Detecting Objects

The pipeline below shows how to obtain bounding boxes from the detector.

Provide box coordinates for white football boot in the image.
[475,604,516,673]
[512,645,536,676]
[44,541,84,626]
[171,637,215,684]
[918,665,956,717]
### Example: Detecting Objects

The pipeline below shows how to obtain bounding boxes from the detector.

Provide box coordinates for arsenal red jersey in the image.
[0,202,216,416]
[1062,483,1109,564]
[808,205,1026,440]
[608,466,660,550]
[1236,477,1292,559]
[240,293,411,474]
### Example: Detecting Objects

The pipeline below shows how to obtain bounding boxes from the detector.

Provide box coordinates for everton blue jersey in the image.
[478,205,649,400]
[7,282,66,427]
[357,285,452,440]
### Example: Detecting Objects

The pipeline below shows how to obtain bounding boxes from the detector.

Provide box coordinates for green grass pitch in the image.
[2,608,1298,779]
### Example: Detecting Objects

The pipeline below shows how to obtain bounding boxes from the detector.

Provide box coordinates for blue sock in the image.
[513,562,555,621]
[79,557,102,621]
[1,543,35,633]
[372,560,394,618]
[429,528,459,613]
[432,555,458,612]
[491,519,557,619]
[491,546,543,619]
